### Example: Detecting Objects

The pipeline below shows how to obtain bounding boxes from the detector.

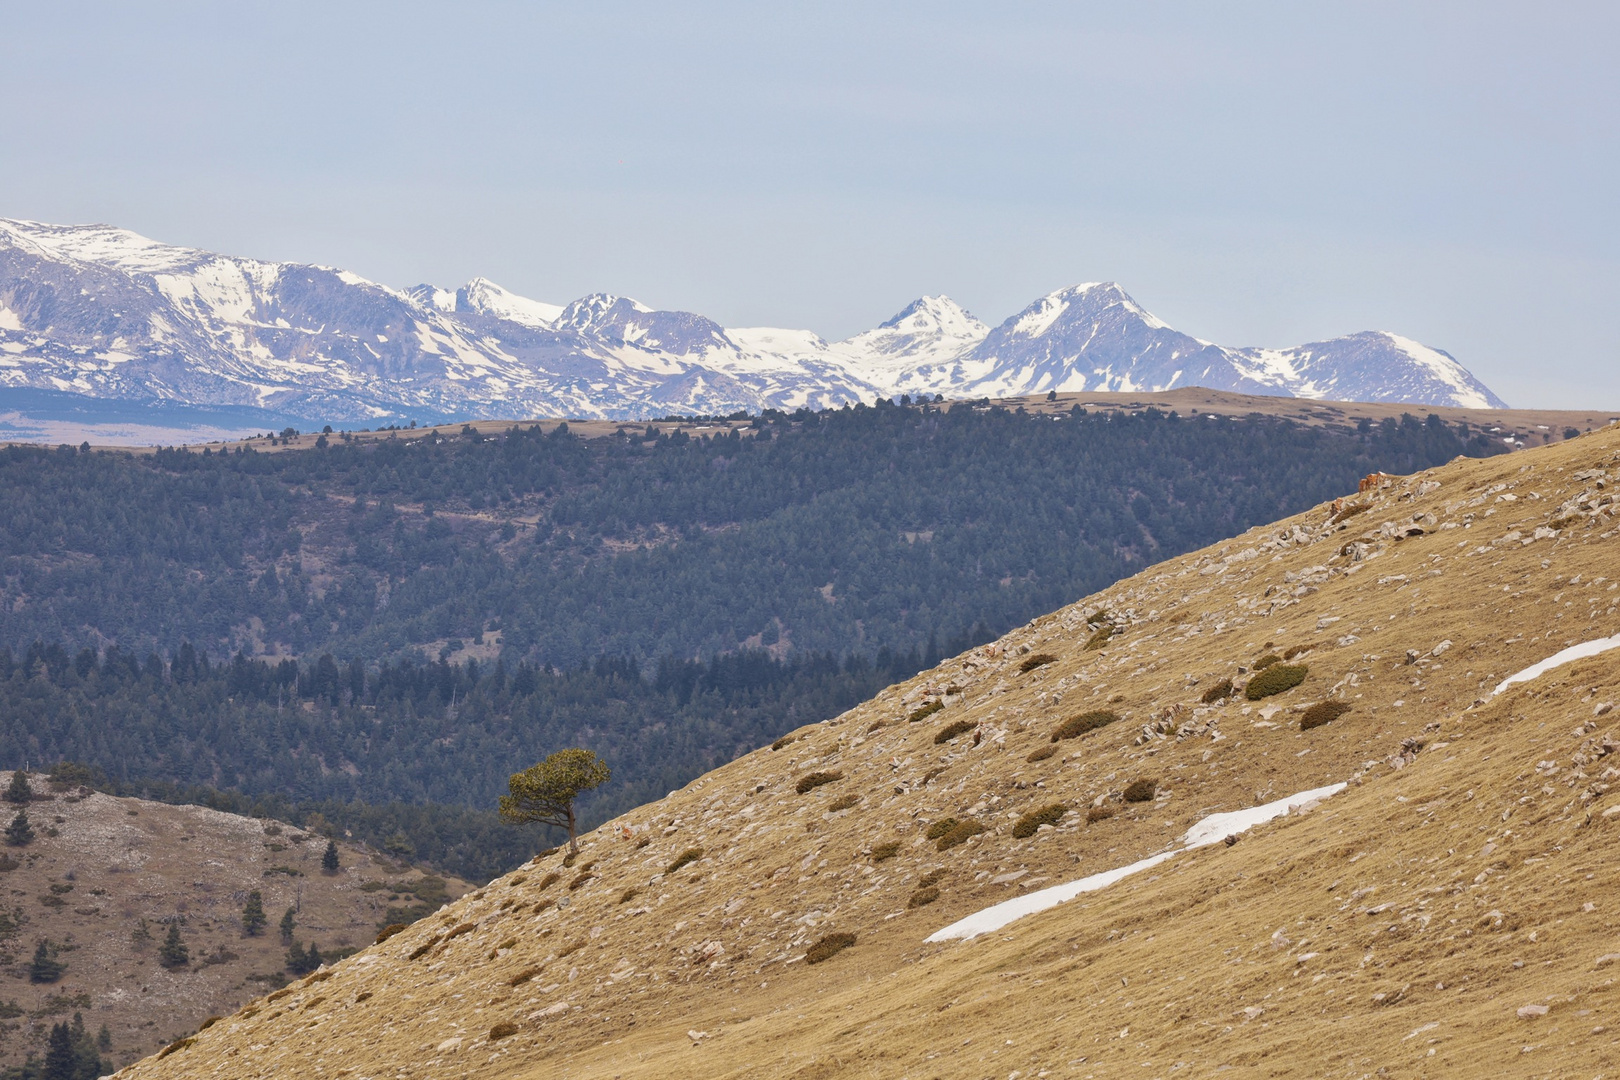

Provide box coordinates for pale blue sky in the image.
[2,2,1615,407]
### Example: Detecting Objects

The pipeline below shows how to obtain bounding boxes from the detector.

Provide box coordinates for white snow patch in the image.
[924,783,1347,942]
[1493,634,1620,697]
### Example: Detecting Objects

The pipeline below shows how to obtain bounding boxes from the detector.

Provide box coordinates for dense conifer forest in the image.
[0,401,1505,878]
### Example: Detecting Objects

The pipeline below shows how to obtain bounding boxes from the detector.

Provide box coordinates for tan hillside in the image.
[119,423,1620,1078]
[0,781,469,1071]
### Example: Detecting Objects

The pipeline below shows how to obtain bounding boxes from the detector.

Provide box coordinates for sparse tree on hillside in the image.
[42,1020,74,1080]
[321,840,340,872]
[5,769,31,804]
[6,809,34,847]
[285,941,323,976]
[498,748,611,855]
[30,940,64,983]
[241,890,266,936]
[279,906,296,944]
[158,921,190,969]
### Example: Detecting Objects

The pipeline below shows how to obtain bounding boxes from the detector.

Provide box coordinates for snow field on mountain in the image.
[925,782,1347,942]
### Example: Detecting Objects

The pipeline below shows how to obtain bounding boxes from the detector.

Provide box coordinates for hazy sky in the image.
[2,2,1615,407]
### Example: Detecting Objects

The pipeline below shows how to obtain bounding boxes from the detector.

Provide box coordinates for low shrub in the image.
[561,849,580,868]
[1051,710,1119,742]
[796,771,843,794]
[666,847,704,874]
[907,886,940,908]
[771,734,797,751]
[1086,805,1117,824]
[907,701,944,723]
[1011,804,1068,838]
[488,1021,520,1041]
[934,820,987,851]
[1283,643,1317,660]
[924,818,959,840]
[828,794,860,812]
[1300,701,1352,731]
[536,871,560,891]
[1019,653,1057,673]
[921,766,947,785]
[1122,779,1158,803]
[1330,499,1373,525]
[804,932,856,965]
[1084,624,1114,651]
[934,720,977,744]
[556,940,586,959]
[618,887,640,905]
[1201,679,1234,704]
[374,923,408,945]
[866,720,887,734]
[1245,664,1308,700]
[917,868,946,888]
[568,871,595,891]
[1253,653,1282,671]
[1026,745,1057,762]
[508,965,542,987]
[871,841,901,862]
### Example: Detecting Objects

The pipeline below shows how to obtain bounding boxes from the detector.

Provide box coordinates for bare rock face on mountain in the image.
[115,422,1620,1079]
[0,781,468,1073]
[0,219,1506,428]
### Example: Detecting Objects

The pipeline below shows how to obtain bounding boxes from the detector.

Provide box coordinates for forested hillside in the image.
[0,401,1506,878]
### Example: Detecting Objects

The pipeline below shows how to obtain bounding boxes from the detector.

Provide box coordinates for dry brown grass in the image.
[120,424,1620,1080]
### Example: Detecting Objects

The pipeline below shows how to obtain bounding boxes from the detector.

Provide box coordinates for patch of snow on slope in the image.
[1380,332,1493,409]
[1009,292,1076,338]
[457,278,563,328]
[925,783,1347,942]
[1493,634,1620,697]
[0,219,205,274]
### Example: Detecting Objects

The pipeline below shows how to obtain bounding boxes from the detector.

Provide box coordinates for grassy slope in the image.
[0,781,468,1072]
[121,423,1620,1079]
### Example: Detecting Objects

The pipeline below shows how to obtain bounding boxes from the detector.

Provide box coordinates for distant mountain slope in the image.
[0,218,1507,425]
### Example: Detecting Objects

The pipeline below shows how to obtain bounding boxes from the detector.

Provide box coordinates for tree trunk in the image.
[566,802,578,854]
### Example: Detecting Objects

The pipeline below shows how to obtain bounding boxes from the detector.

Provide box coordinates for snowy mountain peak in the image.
[454,278,563,328]
[0,218,1509,425]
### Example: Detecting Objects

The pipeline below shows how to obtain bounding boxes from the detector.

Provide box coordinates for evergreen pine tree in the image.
[5,809,34,846]
[41,1021,74,1080]
[97,1024,112,1051]
[4,769,30,804]
[321,840,339,872]
[158,921,190,968]
[279,906,296,943]
[241,890,266,936]
[29,940,64,983]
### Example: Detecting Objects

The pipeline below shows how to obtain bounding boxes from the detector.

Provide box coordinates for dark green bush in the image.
[1300,701,1352,731]
[1253,654,1282,671]
[796,771,843,795]
[907,701,944,723]
[1026,745,1057,762]
[1011,804,1069,838]
[1051,710,1119,742]
[933,820,987,851]
[1200,679,1234,704]
[870,841,901,863]
[666,847,703,874]
[1122,779,1157,803]
[907,886,940,908]
[934,720,977,745]
[1019,653,1057,673]
[924,818,960,841]
[1245,664,1308,700]
[805,932,857,965]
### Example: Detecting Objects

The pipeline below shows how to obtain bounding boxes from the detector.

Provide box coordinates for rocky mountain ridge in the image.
[115,422,1620,1078]
[0,219,1506,428]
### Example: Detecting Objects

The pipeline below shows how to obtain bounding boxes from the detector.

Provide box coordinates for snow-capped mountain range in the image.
[0,218,1506,426]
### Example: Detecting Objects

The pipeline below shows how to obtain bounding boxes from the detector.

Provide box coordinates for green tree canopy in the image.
[158,921,190,969]
[6,810,34,847]
[241,890,266,936]
[4,769,30,804]
[498,749,611,853]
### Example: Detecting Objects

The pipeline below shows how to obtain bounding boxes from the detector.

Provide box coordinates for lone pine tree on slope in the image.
[241,890,266,936]
[498,748,610,855]
[5,769,31,804]
[6,809,34,846]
